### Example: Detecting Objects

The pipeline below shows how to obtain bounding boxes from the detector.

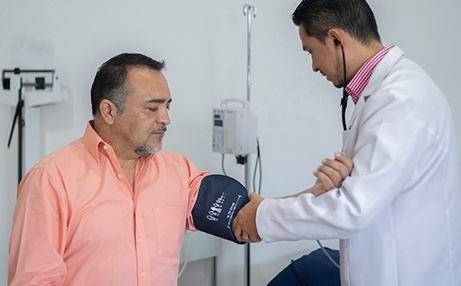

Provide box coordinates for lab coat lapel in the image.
[341,46,405,157]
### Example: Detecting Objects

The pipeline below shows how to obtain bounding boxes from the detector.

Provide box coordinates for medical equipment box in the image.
[212,99,257,155]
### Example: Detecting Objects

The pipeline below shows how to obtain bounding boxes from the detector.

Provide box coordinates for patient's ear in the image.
[99,99,117,125]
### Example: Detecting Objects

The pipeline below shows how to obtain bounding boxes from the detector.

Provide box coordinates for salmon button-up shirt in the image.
[8,121,209,286]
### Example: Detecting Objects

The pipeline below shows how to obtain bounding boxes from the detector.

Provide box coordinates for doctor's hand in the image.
[232,192,264,243]
[311,152,353,196]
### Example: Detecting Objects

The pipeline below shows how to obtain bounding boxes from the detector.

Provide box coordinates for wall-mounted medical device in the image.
[212,99,257,156]
[1,68,61,184]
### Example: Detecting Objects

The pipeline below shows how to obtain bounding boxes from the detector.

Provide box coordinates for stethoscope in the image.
[334,38,349,132]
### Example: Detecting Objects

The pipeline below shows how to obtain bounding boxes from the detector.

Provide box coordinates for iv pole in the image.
[243,4,256,286]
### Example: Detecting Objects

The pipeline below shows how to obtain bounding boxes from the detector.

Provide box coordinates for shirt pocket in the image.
[152,206,187,257]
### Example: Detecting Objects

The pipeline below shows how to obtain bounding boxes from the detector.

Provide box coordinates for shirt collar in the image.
[81,120,110,163]
[346,44,395,104]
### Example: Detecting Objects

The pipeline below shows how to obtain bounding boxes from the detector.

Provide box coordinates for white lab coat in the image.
[257,46,461,285]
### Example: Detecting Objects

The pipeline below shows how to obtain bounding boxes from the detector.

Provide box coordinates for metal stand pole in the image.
[17,80,23,184]
[243,5,256,286]
[7,79,24,185]
[244,159,251,286]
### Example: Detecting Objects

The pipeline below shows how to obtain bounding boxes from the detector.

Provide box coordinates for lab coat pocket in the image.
[153,205,187,257]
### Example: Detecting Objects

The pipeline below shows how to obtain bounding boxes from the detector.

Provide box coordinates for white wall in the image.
[1,0,460,285]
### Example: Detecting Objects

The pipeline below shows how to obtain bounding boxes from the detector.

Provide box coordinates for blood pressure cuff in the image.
[192,174,250,244]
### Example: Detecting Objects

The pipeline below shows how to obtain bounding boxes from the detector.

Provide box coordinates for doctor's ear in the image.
[327,28,343,47]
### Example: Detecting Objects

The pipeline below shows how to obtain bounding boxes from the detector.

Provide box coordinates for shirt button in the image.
[117,174,122,179]
[103,145,108,150]
[141,271,146,277]
[138,238,142,243]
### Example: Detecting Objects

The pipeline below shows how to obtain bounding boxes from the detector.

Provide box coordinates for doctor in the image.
[233,0,461,285]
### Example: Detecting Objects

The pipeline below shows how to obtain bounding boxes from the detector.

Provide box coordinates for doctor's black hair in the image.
[292,0,381,45]
[90,53,166,116]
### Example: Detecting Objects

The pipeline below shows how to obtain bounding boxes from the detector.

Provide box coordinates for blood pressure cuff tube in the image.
[192,174,250,244]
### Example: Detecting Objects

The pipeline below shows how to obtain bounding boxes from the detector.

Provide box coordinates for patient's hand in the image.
[311,152,353,196]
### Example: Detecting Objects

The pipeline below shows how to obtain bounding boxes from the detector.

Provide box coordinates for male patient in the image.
[8,53,352,286]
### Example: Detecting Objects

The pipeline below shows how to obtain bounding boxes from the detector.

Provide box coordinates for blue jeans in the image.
[267,247,340,286]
